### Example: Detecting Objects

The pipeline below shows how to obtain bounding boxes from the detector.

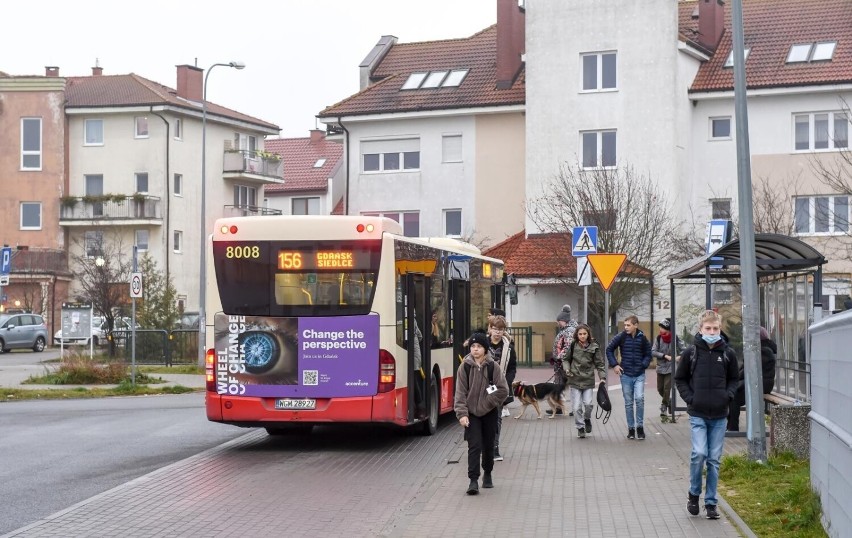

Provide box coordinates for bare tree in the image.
[752,173,801,235]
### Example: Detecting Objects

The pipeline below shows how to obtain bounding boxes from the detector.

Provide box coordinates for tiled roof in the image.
[263,135,343,193]
[331,197,345,215]
[318,25,525,118]
[679,0,852,92]
[64,74,279,130]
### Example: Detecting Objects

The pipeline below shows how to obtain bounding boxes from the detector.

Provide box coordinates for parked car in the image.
[0,313,48,353]
[175,311,200,329]
[54,316,135,346]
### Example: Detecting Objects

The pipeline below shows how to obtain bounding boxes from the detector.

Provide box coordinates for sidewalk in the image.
[2,366,756,537]
[0,361,205,390]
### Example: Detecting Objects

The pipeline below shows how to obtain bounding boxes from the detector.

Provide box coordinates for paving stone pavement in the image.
[2,368,754,537]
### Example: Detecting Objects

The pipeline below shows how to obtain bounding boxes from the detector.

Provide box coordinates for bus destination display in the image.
[278,250,356,270]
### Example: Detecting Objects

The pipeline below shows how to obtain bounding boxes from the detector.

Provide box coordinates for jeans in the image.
[621,373,645,428]
[689,416,727,506]
[570,386,593,429]
[466,407,498,479]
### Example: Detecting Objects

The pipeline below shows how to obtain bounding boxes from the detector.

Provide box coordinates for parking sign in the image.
[1,246,11,276]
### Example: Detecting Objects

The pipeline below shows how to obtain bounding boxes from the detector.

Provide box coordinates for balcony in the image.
[59,195,163,227]
[222,150,285,185]
[223,205,283,217]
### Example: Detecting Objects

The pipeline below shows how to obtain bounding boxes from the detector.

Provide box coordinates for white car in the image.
[54,316,134,346]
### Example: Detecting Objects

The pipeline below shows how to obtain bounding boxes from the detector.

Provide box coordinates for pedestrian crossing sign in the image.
[572,226,598,257]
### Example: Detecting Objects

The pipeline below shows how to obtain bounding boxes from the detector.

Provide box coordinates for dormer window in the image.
[401,69,469,90]
[723,48,750,68]
[787,42,836,63]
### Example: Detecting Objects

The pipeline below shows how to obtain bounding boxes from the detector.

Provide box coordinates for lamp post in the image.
[199,61,245,367]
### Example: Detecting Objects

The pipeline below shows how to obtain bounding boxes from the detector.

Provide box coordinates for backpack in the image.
[595,381,611,424]
[463,360,495,386]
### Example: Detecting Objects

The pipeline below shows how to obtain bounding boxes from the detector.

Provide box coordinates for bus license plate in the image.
[275,399,316,410]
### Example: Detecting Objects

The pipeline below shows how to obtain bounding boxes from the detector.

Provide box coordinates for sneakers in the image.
[584,419,592,434]
[568,411,574,417]
[687,493,700,515]
[636,426,646,440]
[501,408,510,418]
[577,427,586,438]
[467,479,479,495]
[705,504,720,519]
[482,473,494,489]
[493,449,504,462]
[545,409,564,416]
[627,428,636,439]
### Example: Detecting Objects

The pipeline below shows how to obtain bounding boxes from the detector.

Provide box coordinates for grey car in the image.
[0,313,48,353]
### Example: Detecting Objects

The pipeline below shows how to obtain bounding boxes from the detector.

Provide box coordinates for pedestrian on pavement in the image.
[728,326,777,431]
[454,332,509,495]
[605,315,652,440]
[486,315,517,460]
[674,309,739,520]
[651,317,685,422]
[548,305,578,416]
[564,323,607,438]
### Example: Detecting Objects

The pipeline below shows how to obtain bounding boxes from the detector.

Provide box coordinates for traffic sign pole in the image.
[131,247,138,388]
[0,245,11,313]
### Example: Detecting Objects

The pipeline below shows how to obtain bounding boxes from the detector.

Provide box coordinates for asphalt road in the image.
[0,393,247,535]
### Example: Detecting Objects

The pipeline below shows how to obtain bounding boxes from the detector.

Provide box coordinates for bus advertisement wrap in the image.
[214,313,380,398]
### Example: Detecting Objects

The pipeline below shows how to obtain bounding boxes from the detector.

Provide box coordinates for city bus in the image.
[204,215,506,435]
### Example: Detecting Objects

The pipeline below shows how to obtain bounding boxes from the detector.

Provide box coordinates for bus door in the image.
[403,273,431,423]
[450,279,471,376]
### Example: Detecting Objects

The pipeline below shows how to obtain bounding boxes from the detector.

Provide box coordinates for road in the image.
[0,393,246,535]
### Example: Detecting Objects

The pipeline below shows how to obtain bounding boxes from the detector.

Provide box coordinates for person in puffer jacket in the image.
[606,315,652,440]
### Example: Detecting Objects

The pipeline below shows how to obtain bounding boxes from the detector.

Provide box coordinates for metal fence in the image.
[112,329,198,365]
[507,326,533,367]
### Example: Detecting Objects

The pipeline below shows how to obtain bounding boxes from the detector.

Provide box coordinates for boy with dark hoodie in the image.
[454,332,509,495]
[675,310,739,520]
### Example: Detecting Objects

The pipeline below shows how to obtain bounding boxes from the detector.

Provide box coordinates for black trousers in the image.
[728,385,746,431]
[466,407,498,479]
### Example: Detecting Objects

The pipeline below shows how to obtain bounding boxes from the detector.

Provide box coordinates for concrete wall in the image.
[809,310,852,538]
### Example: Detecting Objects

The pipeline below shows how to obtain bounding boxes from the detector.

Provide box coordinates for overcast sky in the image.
[2,0,497,138]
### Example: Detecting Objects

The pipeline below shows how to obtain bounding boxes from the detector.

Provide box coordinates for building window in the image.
[174,118,182,140]
[313,158,326,168]
[442,135,463,163]
[710,117,731,139]
[794,112,849,151]
[173,230,183,253]
[582,209,617,232]
[135,229,149,251]
[795,195,849,235]
[135,117,149,138]
[360,139,420,172]
[362,211,420,237]
[85,174,104,217]
[20,202,42,230]
[21,118,42,170]
[234,185,257,208]
[234,133,257,154]
[85,231,104,258]
[444,209,462,236]
[711,199,732,219]
[581,52,617,91]
[173,173,182,196]
[135,172,149,193]
[401,69,469,90]
[85,119,104,145]
[787,42,836,63]
[723,48,751,68]
[581,130,617,169]
[292,197,320,215]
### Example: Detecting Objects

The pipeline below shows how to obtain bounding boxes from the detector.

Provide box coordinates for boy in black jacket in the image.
[675,310,739,520]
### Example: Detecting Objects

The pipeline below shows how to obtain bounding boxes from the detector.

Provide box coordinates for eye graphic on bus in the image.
[240,331,282,374]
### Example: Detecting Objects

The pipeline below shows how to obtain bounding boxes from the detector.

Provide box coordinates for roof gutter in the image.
[150,107,171,280]
[338,116,350,215]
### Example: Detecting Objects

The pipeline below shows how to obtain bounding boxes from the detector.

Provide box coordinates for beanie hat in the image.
[468,332,490,350]
[489,308,506,317]
[659,318,671,331]
[759,326,769,340]
[556,305,572,323]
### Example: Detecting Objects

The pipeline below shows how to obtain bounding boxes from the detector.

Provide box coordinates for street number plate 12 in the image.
[275,399,316,410]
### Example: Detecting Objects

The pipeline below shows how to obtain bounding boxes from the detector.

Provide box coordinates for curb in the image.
[718,495,759,538]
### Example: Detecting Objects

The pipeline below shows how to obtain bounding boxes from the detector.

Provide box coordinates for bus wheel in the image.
[420,375,439,436]
[265,424,313,436]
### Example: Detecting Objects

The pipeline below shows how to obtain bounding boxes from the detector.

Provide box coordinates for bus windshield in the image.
[213,240,381,317]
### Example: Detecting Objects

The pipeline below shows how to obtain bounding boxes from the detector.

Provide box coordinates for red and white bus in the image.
[205,215,505,435]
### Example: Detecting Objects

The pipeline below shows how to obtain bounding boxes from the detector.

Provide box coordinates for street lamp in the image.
[199,61,245,367]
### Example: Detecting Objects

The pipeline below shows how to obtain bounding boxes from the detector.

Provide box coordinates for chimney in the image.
[45,66,59,77]
[175,64,203,101]
[359,35,397,90]
[92,66,103,76]
[310,129,325,144]
[496,0,525,89]
[698,0,725,51]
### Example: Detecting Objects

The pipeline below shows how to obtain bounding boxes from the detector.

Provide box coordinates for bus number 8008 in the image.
[225,246,260,259]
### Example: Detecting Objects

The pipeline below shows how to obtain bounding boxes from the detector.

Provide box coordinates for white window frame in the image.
[135,172,149,193]
[793,111,849,152]
[292,197,321,215]
[84,119,104,146]
[173,173,183,196]
[787,42,837,63]
[794,195,849,235]
[20,202,42,230]
[443,209,462,237]
[361,152,420,172]
[173,230,183,253]
[724,48,751,68]
[135,117,149,138]
[442,134,463,163]
[234,185,257,208]
[580,129,617,169]
[174,118,182,140]
[361,210,420,237]
[580,51,617,92]
[84,231,104,258]
[709,117,732,140]
[135,229,149,251]
[21,117,42,171]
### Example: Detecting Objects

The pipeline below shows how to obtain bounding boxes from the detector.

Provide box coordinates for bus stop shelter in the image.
[667,233,827,406]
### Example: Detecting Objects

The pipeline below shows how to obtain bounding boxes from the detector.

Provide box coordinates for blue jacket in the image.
[606,329,652,377]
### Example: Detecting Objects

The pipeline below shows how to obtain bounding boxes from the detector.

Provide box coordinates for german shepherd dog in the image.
[511,370,567,420]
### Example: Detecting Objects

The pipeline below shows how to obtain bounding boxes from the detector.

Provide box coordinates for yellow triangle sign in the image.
[587,253,628,291]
